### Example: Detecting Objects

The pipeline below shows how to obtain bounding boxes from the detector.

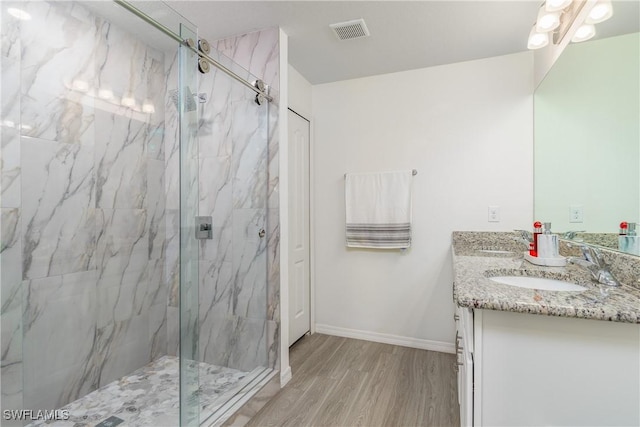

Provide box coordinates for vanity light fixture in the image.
[585,0,613,24]
[528,0,613,49]
[571,23,596,42]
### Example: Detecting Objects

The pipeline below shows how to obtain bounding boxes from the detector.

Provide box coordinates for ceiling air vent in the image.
[329,18,370,41]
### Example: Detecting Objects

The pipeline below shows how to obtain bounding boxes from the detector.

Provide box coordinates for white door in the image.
[288,109,311,345]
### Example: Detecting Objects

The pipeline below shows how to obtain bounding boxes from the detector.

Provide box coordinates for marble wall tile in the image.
[166,306,179,357]
[94,313,150,387]
[149,303,167,361]
[165,209,180,308]
[232,209,267,320]
[22,136,96,280]
[212,29,279,94]
[95,208,148,328]
[266,208,280,325]
[148,159,166,260]
[20,1,97,145]
[231,102,269,210]
[1,127,20,208]
[1,3,21,62]
[22,270,98,410]
[1,208,21,313]
[95,109,148,209]
[198,314,268,371]
[199,260,234,321]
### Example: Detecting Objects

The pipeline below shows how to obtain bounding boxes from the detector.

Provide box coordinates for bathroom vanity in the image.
[452,232,640,427]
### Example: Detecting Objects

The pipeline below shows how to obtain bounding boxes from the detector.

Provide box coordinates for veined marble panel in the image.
[95,18,165,127]
[95,208,148,328]
[199,260,234,322]
[165,209,180,308]
[147,159,166,261]
[1,3,21,61]
[232,209,267,320]
[1,205,23,419]
[94,314,150,387]
[23,270,98,410]
[1,208,21,313]
[266,208,280,324]
[95,110,148,209]
[20,1,97,145]
[166,306,179,357]
[1,127,20,208]
[162,50,180,212]
[149,303,167,361]
[213,29,279,94]
[231,100,268,210]
[22,136,96,280]
[199,314,268,372]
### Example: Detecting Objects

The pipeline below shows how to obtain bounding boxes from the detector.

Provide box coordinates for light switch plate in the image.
[569,205,583,223]
[488,206,500,222]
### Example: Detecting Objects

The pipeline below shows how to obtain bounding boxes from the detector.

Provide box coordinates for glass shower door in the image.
[181,42,272,425]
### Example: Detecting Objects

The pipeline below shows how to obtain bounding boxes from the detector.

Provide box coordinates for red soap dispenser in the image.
[532,221,543,257]
[620,221,629,235]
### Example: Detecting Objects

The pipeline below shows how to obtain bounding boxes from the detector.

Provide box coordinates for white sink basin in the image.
[489,276,587,292]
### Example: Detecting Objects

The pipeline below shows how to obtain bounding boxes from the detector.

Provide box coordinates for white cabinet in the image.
[455,306,473,427]
[469,309,640,426]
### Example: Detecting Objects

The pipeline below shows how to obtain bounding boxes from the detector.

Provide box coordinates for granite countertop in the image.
[452,232,640,324]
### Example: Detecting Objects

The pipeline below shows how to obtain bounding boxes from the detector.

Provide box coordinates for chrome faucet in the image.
[568,245,620,288]
[562,230,585,240]
[513,229,533,247]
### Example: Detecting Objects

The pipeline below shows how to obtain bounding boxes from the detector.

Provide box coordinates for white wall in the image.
[288,65,312,119]
[312,52,534,349]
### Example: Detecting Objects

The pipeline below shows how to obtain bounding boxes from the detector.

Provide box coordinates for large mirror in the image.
[534,1,640,255]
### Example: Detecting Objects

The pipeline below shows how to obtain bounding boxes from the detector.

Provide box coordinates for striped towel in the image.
[345,170,413,249]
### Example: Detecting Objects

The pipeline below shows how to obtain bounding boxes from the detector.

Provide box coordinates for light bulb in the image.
[7,7,31,20]
[528,26,549,50]
[121,96,136,108]
[536,6,560,32]
[586,1,613,24]
[545,0,572,12]
[98,87,114,100]
[142,101,155,114]
[571,24,596,43]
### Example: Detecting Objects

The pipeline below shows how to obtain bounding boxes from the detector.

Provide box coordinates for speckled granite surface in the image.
[452,232,640,323]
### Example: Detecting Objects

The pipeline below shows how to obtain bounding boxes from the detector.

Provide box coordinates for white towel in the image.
[345,170,413,249]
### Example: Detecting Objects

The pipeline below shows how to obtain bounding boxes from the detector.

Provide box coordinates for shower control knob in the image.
[258,229,266,238]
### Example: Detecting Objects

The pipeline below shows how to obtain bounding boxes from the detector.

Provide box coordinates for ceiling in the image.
[101,1,638,85]
[166,1,544,84]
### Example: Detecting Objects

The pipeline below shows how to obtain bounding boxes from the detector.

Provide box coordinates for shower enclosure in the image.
[0,1,278,426]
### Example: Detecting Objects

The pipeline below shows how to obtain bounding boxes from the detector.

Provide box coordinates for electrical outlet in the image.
[488,206,500,222]
[570,205,584,223]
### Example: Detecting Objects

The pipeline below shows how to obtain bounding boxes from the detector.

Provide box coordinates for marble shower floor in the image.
[27,356,263,427]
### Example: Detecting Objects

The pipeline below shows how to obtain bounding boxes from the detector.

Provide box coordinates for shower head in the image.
[169,86,198,112]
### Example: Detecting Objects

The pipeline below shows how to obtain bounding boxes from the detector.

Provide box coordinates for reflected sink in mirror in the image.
[489,276,587,292]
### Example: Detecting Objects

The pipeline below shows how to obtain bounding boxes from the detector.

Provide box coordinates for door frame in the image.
[287,107,315,339]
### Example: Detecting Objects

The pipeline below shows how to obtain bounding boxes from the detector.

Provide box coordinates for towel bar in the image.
[344,169,417,178]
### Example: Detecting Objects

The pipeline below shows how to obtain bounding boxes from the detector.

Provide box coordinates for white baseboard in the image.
[315,324,455,354]
[280,366,292,387]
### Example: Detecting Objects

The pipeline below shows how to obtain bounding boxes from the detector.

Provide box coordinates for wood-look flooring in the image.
[247,334,460,427]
